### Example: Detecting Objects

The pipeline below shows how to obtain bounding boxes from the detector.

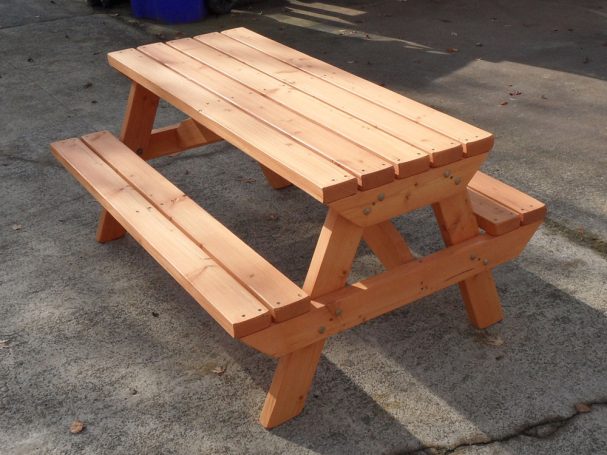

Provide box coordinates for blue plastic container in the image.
[131,0,206,24]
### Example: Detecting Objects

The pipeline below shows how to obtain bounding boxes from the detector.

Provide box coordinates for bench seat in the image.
[51,131,310,338]
[469,172,546,236]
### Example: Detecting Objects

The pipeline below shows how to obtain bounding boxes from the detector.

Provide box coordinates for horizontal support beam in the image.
[242,221,541,357]
[145,118,223,159]
[329,154,487,227]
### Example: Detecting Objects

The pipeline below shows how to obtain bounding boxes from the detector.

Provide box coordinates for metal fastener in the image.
[443,169,452,178]
[483,259,489,265]
[362,207,372,216]
[470,254,477,260]
[318,326,326,334]
[454,176,462,185]
[335,308,343,316]
[377,193,385,201]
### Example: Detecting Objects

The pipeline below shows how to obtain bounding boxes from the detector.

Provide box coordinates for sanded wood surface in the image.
[433,192,503,328]
[223,27,493,157]
[172,36,430,178]
[51,138,272,338]
[81,131,309,322]
[468,189,520,236]
[108,49,357,204]
[147,118,223,159]
[204,31,463,167]
[469,172,546,224]
[362,221,415,269]
[138,42,394,190]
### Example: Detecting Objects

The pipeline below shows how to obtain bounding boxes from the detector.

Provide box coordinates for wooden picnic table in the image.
[51,28,545,428]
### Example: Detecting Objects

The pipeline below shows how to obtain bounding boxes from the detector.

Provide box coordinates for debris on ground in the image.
[212,366,226,376]
[575,403,592,413]
[69,420,85,434]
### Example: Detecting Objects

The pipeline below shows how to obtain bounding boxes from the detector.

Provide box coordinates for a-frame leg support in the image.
[432,191,504,328]
[96,82,159,243]
[259,209,363,428]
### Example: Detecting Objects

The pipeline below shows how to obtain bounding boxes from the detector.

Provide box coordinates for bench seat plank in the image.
[169,36,430,179]
[222,27,493,157]
[210,30,464,167]
[137,43,394,190]
[51,138,272,338]
[81,131,310,322]
[468,189,521,236]
[108,48,358,204]
[469,172,546,225]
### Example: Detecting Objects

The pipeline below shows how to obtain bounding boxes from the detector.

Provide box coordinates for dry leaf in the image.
[0,340,9,349]
[11,224,22,231]
[477,333,504,346]
[575,403,592,413]
[69,420,85,434]
[212,366,226,376]
[500,101,508,106]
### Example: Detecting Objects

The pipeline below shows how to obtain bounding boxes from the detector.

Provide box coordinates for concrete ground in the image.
[1,0,606,453]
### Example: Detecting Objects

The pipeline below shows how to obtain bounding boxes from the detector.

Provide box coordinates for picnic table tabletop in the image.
[108,27,494,203]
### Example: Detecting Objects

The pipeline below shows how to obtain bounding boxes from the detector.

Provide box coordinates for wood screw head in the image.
[335,308,343,316]
[377,193,385,201]
[454,176,462,185]
[483,259,489,265]
[362,207,372,216]
[443,170,452,177]
[318,326,326,334]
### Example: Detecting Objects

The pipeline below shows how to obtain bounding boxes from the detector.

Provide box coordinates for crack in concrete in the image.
[400,400,607,454]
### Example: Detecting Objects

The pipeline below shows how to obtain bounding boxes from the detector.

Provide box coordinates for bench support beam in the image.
[243,221,540,358]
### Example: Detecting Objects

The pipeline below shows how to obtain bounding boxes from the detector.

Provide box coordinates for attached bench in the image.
[51,131,309,338]
[468,172,546,236]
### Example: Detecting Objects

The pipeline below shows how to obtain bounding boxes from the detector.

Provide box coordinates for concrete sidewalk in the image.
[1,0,606,453]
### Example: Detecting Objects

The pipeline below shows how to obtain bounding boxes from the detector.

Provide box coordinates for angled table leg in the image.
[96,82,160,243]
[363,220,415,270]
[259,164,292,189]
[432,191,504,328]
[260,209,363,428]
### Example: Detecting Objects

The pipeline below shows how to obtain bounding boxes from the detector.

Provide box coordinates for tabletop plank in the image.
[138,42,394,190]
[222,27,493,157]
[170,36,430,179]
[108,48,358,203]
[216,29,464,167]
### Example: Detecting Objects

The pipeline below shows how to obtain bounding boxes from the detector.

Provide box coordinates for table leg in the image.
[432,191,504,328]
[259,164,292,189]
[362,220,415,270]
[259,209,363,428]
[96,82,160,243]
